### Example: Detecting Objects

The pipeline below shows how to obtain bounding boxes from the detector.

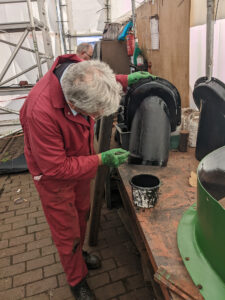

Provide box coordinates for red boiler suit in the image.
[20,54,128,286]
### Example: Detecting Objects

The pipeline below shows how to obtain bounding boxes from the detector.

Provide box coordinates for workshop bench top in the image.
[117,148,203,300]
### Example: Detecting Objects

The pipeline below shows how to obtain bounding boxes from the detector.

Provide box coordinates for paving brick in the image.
[0,205,10,214]
[37,216,46,224]
[0,239,8,249]
[0,223,11,233]
[27,254,55,271]
[27,237,52,251]
[100,247,114,259]
[0,257,10,268]
[130,287,153,300]
[28,223,49,233]
[100,218,123,230]
[26,277,57,297]
[119,291,136,300]
[35,229,51,240]
[109,264,140,282]
[89,258,116,276]
[55,252,60,262]
[16,206,37,215]
[14,268,43,287]
[13,249,40,264]
[12,218,36,230]
[95,281,126,300]
[58,273,67,287]
[87,272,110,289]
[48,285,72,300]
[24,293,49,300]
[115,252,140,268]
[0,262,25,279]
[0,206,7,213]
[9,233,34,247]
[124,274,145,290]
[29,200,42,208]
[44,263,64,277]
[0,286,24,300]
[9,201,30,212]
[0,244,25,258]
[0,277,12,291]
[1,228,26,240]
[5,214,26,224]
[41,244,57,256]
[104,228,128,246]
[28,211,45,219]
[105,211,121,221]
[0,211,14,221]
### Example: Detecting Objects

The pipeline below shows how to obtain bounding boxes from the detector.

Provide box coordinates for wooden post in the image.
[88,115,114,246]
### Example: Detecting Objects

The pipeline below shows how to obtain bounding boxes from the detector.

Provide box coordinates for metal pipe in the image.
[105,0,111,23]
[0,38,46,57]
[55,0,66,54]
[26,0,43,78]
[0,128,22,139]
[0,60,47,86]
[0,0,35,3]
[131,0,136,38]
[0,107,20,115]
[0,29,29,82]
[0,119,21,126]
[66,33,103,38]
[206,0,215,80]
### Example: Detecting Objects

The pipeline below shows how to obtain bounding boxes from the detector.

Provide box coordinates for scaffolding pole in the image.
[27,0,43,78]
[0,29,29,82]
[206,0,215,80]
[131,0,136,37]
[55,0,67,54]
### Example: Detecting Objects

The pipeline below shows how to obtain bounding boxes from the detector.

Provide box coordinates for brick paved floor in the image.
[0,172,154,300]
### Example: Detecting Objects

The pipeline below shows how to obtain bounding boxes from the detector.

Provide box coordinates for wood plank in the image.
[136,0,190,107]
[101,40,130,74]
[117,148,202,299]
[88,116,113,246]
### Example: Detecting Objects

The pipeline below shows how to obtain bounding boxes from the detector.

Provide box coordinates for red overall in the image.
[20,54,128,286]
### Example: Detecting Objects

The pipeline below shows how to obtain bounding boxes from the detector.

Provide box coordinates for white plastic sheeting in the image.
[189,19,225,108]
[0,0,61,86]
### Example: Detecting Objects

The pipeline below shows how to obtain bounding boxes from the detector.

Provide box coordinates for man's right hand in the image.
[99,148,130,168]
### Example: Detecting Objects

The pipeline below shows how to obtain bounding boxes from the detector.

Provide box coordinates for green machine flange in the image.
[177,146,225,299]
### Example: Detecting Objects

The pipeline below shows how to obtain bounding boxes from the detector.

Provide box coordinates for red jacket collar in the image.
[49,54,83,109]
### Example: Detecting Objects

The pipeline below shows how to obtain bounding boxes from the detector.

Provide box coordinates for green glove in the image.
[128,71,156,86]
[101,148,130,168]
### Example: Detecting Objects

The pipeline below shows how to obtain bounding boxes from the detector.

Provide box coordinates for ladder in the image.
[0,0,54,95]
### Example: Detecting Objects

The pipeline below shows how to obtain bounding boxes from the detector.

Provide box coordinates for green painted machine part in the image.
[177,146,225,299]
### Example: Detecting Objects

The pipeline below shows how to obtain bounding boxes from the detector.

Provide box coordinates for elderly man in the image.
[20,53,152,300]
[76,42,93,61]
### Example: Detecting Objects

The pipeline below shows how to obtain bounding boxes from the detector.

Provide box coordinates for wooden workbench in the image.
[117,148,203,300]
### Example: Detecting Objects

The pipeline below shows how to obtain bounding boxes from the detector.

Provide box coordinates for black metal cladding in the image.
[193,77,225,161]
[124,77,181,132]
[128,96,171,167]
[198,146,225,201]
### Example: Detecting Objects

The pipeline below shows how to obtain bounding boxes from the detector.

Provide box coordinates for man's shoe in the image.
[70,278,95,300]
[82,251,101,270]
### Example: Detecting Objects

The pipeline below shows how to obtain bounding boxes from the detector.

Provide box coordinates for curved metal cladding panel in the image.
[128,96,171,166]
[193,77,225,161]
[177,146,225,300]
[124,77,181,132]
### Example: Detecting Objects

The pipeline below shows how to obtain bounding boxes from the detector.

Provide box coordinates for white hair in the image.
[77,43,92,54]
[61,60,122,116]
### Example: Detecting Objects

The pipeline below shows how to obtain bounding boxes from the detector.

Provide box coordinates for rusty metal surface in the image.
[117,148,203,299]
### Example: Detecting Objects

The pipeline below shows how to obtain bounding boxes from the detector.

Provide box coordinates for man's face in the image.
[81,47,93,61]
[68,101,103,120]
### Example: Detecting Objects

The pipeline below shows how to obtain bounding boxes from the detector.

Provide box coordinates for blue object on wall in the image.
[118,21,133,41]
